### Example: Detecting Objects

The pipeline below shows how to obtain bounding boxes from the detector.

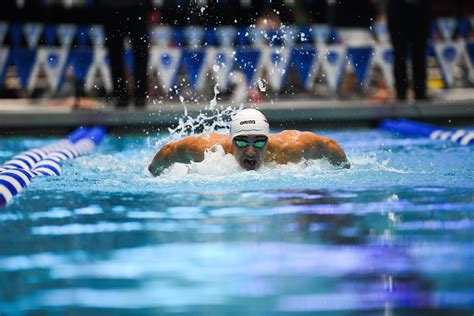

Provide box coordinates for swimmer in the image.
[149,109,350,176]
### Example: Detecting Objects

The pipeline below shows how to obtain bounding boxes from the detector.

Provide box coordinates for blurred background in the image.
[0,0,473,109]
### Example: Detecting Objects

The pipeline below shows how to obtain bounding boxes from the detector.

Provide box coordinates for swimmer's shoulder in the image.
[183,133,232,152]
[269,130,312,143]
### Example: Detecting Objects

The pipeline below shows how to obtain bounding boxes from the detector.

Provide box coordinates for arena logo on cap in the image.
[240,120,256,125]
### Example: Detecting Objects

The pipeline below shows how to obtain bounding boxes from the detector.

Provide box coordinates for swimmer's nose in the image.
[244,146,257,155]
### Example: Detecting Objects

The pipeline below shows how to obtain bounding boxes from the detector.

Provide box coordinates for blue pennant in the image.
[123,50,134,73]
[291,46,317,88]
[76,25,90,46]
[234,49,261,85]
[457,18,470,38]
[68,48,93,81]
[347,46,373,85]
[11,48,36,88]
[172,28,185,47]
[9,23,23,46]
[466,42,474,66]
[43,24,57,46]
[182,50,206,89]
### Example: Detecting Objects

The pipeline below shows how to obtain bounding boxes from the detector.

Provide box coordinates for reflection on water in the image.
[1,187,473,315]
[1,131,473,315]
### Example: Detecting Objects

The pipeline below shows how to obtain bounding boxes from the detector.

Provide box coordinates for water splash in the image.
[167,83,242,140]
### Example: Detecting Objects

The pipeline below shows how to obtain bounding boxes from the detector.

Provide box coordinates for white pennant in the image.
[260,47,292,91]
[0,22,7,45]
[89,25,105,47]
[85,48,113,93]
[320,44,347,91]
[0,48,9,77]
[434,40,464,87]
[281,25,299,47]
[23,23,44,48]
[216,26,237,47]
[249,27,266,47]
[311,24,330,44]
[373,23,390,43]
[149,47,182,91]
[437,18,456,41]
[205,47,234,89]
[373,43,394,88]
[57,24,77,47]
[151,26,172,47]
[184,26,205,48]
[28,47,68,92]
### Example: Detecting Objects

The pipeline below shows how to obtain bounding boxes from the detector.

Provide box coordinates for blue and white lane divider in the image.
[0,126,105,206]
[380,119,474,146]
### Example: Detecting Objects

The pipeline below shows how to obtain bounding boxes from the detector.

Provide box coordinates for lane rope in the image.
[0,126,105,206]
[379,119,473,146]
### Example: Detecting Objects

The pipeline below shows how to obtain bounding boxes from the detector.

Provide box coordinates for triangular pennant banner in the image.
[437,18,456,41]
[320,45,346,90]
[234,48,262,85]
[151,26,172,47]
[184,27,205,48]
[249,27,266,47]
[57,24,76,47]
[464,41,474,84]
[434,41,464,87]
[89,25,105,47]
[76,25,91,46]
[23,23,43,48]
[373,43,394,88]
[205,47,234,89]
[68,48,93,81]
[312,24,330,44]
[373,23,390,43]
[457,18,470,38]
[347,46,374,86]
[123,49,134,73]
[149,47,183,91]
[260,47,292,91]
[43,24,57,46]
[281,25,299,47]
[291,46,318,90]
[182,50,207,90]
[85,48,112,92]
[216,26,237,47]
[0,22,8,45]
[28,47,69,92]
[0,48,10,85]
[9,24,23,46]
[11,48,37,89]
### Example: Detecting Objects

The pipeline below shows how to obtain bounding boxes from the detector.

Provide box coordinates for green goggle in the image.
[234,139,268,149]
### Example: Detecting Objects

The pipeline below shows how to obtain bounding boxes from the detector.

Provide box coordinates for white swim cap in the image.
[230,108,270,139]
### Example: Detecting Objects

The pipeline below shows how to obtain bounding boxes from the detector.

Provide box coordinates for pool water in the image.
[1,128,473,315]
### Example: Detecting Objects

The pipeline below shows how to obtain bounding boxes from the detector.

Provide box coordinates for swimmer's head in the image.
[230,108,270,139]
[230,109,270,171]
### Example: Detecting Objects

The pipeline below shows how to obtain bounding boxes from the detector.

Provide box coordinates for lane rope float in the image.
[379,119,473,146]
[0,126,106,206]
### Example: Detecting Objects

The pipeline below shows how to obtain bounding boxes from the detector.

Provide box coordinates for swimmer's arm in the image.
[148,136,205,176]
[304,133,350,168]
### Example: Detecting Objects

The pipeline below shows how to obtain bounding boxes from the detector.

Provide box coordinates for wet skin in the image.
[148,130,350,177]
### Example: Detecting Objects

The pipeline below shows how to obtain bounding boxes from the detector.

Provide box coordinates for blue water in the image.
[1,128,473,315]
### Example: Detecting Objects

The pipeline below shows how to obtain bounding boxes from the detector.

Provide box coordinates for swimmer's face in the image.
[232,134,268,171]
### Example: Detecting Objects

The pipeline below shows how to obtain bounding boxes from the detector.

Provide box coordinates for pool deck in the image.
[0,89,473,133]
